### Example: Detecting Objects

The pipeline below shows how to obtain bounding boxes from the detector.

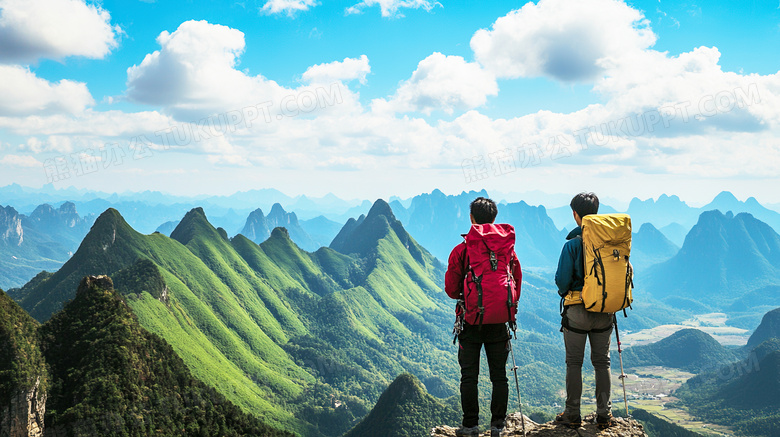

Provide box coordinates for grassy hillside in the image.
[14,201,464,436]
[40,275,291,436]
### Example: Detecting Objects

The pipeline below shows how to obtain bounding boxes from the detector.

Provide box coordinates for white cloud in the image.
[345,0,440,17]
[3,2,778,190]
[126,20,363,120]
[302,55,370,85]
[0,65,94,116]
[0,154,42,167]
[260,0,317,16]
[0,0,120,62]
[373,52,497,115]
[471,0,656,81]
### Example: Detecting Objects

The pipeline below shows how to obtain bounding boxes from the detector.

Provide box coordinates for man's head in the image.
[570,192,599,226]
[470,197,498,224]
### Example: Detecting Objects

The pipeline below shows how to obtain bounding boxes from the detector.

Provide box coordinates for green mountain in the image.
[623,329,737,373]
[40,275,291,436]
[674,308,780,436]
[675,343,780,436]
[344,373,459,437]
[644,211,780,307]
[14,200,460,436]
[746,307,780,348]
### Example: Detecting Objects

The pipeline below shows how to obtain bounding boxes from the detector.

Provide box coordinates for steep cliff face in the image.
[0,377,45,437]
[0,205,24,246]
[431,413,648,437]
[0,290,47,437]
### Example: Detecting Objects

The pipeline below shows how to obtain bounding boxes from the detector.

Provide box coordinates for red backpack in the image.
[459,223,520,327]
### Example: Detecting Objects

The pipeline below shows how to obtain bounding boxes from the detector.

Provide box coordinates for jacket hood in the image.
[566,226,582,240]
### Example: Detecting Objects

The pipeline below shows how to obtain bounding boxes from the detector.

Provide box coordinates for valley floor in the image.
[623,313,750,347]
[580,366,736,436]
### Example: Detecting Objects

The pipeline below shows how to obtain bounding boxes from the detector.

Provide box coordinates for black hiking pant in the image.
[457,322,510,428]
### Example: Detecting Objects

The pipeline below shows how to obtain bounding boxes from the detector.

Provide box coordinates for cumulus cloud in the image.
[126,20,362,120]
[373,52,497,115]
[0,0,120,62]
[302,55,370,85]
[471,0,656,82]
[0,65,94,116]
[260,0,317,16]
[345,0,440,17]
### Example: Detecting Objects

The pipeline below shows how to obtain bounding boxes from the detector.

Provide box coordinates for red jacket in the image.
[445,233,523,301]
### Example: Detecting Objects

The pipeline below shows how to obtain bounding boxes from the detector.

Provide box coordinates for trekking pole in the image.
[507,325,526,437]
[613,315,630,417]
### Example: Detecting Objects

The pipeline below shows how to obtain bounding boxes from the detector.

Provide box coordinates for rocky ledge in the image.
[432,413,647,437]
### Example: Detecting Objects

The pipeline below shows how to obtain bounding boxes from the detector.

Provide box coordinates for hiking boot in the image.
[490,426,507,436]
[555,412,581,428]
[597,414,615,429]
[455,425,480,436]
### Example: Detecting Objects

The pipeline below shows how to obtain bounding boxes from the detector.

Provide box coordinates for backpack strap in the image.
[472,270,485,330]
[506,256,516,324]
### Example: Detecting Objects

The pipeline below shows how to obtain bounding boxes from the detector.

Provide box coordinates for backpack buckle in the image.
[489,251,498,271]
[612,249,620,260]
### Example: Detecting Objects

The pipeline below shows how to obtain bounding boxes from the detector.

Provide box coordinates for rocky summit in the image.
[431,413,647,437]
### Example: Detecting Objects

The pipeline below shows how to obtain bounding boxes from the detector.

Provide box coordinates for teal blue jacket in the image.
[555,227,584,297]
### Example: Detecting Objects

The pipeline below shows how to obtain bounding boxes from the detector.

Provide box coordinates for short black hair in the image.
[570,192,599,218]
[470,197,497,224]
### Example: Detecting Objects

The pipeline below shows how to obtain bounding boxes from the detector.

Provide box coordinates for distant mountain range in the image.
[240,203,320,251]
[644,210,780,309]
[0,202,93,290]
[388,189,565,268]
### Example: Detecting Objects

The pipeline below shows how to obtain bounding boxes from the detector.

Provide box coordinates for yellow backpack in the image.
[579,214,634,313]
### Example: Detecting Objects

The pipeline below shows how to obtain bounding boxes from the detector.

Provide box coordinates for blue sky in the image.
[1,0,779,205]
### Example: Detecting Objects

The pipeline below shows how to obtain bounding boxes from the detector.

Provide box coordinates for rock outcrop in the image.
[0,377,45,437]
[0,205,24,246]
[432,413,647,437]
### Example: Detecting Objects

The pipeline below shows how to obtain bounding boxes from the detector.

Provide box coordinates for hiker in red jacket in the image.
[445,197,522,437]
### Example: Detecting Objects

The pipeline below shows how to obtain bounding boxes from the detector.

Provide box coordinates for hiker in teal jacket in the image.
[554,192,614,429]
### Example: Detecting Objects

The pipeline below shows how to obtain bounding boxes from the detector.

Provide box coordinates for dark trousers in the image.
[457,322,510,428]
